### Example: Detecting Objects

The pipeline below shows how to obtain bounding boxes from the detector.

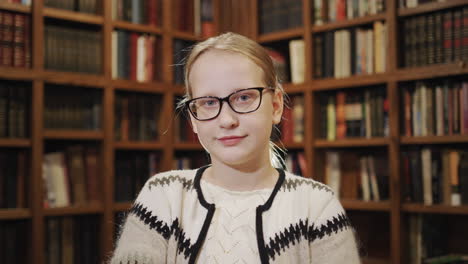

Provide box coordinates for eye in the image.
[198,98,219,107]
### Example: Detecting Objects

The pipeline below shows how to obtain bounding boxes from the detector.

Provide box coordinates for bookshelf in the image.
[0,0,217,263]
[251,0,468,264]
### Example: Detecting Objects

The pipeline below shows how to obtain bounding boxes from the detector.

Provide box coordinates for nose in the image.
[218,101,239,128]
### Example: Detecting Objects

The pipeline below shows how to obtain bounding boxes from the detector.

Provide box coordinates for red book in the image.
[23,15,30,68]
[129,32,138,81]
[145,35,155,82]
[336,0,346,21]
[13,14,25,67]
[336,92,346,139]
[2,12,14,67]
[404,89,412,136]
[85,148,100,202]
[463,82,468,134]
[202,22,215,38]
[148,0,158,26]
[448,86,453,135]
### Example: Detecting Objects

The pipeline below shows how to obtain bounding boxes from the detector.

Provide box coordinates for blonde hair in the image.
[177,32,287,168]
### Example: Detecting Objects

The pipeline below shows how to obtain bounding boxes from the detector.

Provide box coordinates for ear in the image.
[272,89,284,125]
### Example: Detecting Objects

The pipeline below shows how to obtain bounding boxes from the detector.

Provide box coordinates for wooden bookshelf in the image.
[0,208,31,220]
[112,20,163,34]
[314,138,389,148]
[397,0,468,17]
[0,139,31,148]
[311,13,387,33]
[253,0,468,263]
[1,0,467,263]
[43,7,104,25]
[0,1,31,13]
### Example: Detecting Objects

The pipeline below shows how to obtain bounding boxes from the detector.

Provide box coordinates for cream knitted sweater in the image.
[110,166,361,264]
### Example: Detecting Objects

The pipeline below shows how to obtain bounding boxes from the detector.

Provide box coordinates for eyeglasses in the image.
[186,87,275,121]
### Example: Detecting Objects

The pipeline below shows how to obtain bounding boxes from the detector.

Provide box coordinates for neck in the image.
[204,158,279,192]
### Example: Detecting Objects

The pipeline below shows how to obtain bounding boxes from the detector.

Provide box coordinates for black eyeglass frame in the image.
[185,87,275,121]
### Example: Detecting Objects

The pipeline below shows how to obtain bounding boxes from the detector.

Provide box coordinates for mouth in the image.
[217,135,247,146]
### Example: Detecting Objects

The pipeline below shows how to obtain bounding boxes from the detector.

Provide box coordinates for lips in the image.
[217,135,247,146]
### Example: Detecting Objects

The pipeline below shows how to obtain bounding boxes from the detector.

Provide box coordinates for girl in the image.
[110,32,361,264]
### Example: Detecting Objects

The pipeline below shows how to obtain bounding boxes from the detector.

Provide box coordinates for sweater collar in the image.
[193,165,286,210]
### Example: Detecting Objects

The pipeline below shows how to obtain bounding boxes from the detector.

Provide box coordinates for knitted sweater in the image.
[110,166,361,264]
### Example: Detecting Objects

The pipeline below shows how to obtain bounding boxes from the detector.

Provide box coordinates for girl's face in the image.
[188,49,283,168]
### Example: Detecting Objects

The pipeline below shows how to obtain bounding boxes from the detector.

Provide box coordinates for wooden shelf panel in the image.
[0,2,31,13]
[173,85,186,96]
[44,7,103,25]
[0,138,31,148]
[342,200,391,211]
[398,0,468,17]
[44,203,104,216]
[43,71,107,88]
[44,130,104,140]
[174,142,203,150]
[282,83,307,94]
[112,20,162,34]
[362,257,391,264]
[401,135,468,145]
[112,79,166,93]
[258,28,304,43]
[0,208,31,220]
[402,203,468,215]
[114,141,164,150]
[312,14,386,33]
[314,138,389,148]
[312,74,388,91]
[172,31,203,42]
[280,142,305,150]
[0,67,38,80]
[394,63,468,82]
[114,202,133,212]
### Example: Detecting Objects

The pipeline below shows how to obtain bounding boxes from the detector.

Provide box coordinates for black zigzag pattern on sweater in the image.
[147,175,194,191]
[130,203,195,259]
[280,178,333,193]
[264,213,351,261]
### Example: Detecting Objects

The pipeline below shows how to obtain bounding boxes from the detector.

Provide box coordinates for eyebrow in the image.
[194,87,254,98]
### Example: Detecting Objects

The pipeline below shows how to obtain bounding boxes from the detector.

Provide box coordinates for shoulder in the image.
[145,169,197,192]
[278,170,339,216]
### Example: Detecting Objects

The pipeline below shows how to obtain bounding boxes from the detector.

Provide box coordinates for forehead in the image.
[189,49,265,97]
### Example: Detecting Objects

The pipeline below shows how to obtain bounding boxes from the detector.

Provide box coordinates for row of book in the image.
[112,0,161,26]
[0,0,31,5]
[0,220,28,264]
[403,7,468,68]
[42,146,100,208]
[45,216,100,264]
[0,11,31,68]
[314,21,387,79]
[114,92,162,142]
[111,31,162,82]
[0,83,28,138]
[280,95,304,143]
[402,148,468,206]
[403,80,468,137]
[320,88,389,140]
[44,0,98,14]
[313,0,385,25]
[114,151,160,202]
[0,151,27,208]
[44,25,102,74]
[267,39,306,84]
[324,151,389,201]
[258,0,302,34]
[408,214,468,264]
[44,86,101,130]
[173,0,215,37]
